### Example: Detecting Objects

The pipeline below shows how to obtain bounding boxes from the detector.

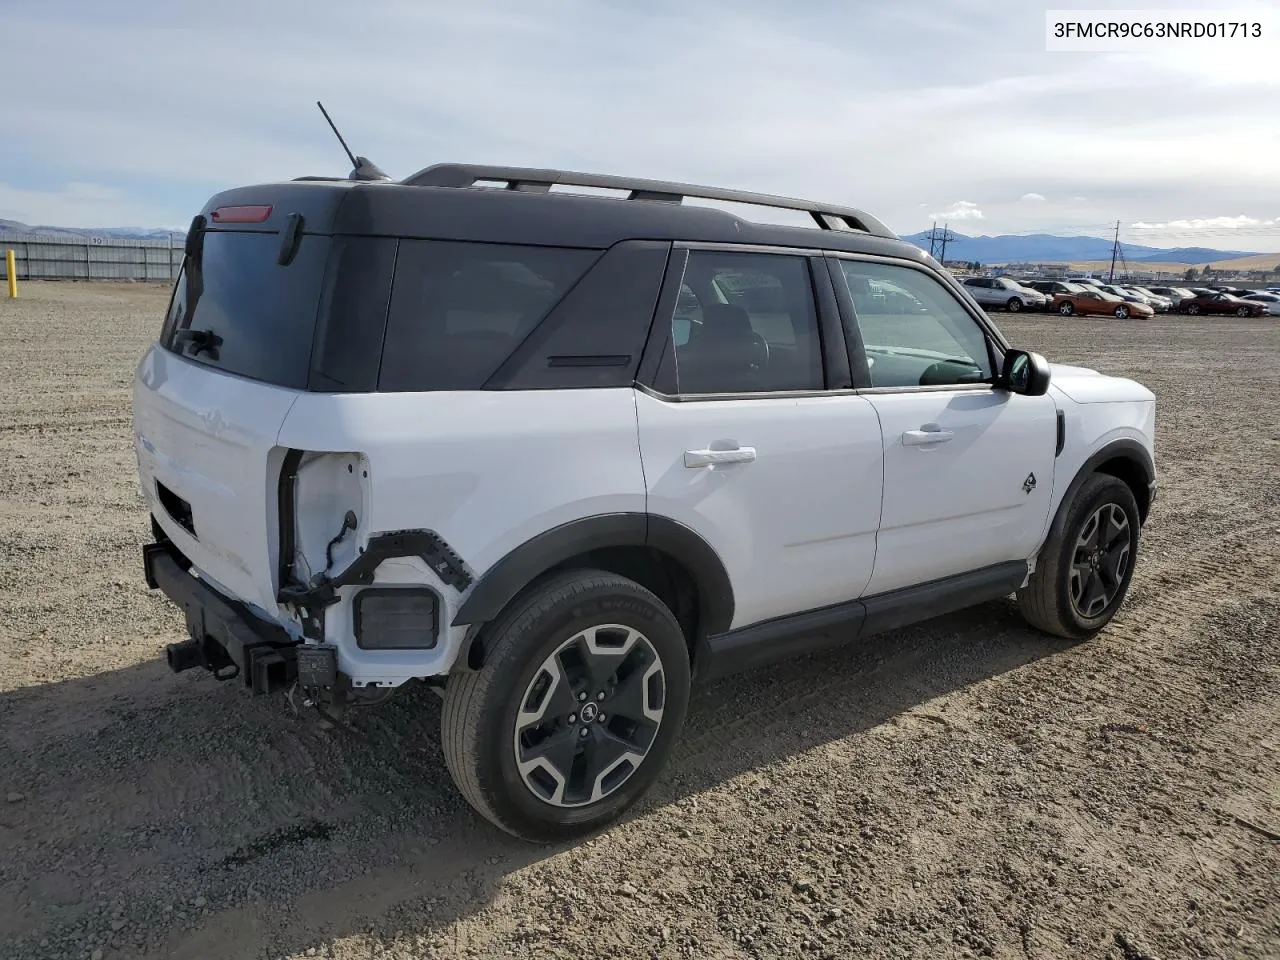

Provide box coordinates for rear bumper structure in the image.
[144,539,300,695]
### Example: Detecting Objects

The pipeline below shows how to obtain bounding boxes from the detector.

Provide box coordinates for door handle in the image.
[901,427,954,446]
[684,446,757,468]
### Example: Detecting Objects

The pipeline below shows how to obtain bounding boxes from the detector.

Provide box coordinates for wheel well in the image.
[463,546,702,671]
[1094,455,1151,523]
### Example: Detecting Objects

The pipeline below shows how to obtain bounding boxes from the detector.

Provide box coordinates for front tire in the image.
[1006,297,1023,312]
[441,569,691,842]
[1115,305,1129,319]
[1017,473,1141,640]
[1059,301,1075,316]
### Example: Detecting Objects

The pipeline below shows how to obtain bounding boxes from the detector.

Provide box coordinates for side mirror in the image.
[1001,349,1051,396]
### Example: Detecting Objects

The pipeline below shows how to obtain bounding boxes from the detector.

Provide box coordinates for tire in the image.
[1017,473,1141,641]
[1006,297,1023,312]
[1236,306,1250,317]
[441,569,691,842]
[1115,305,1129,319]
[1187,304,1202,315]
[1058,301,1075,316]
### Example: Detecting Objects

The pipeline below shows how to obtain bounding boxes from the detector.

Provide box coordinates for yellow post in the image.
[4,249,15,299]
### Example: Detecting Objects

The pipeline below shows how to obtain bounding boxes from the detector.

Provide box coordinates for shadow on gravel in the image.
[0,597,1076,959]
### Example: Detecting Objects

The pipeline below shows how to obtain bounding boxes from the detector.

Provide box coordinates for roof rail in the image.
[400,163,897,238]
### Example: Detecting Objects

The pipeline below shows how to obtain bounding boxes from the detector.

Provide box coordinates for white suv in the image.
[134,163,1157,841]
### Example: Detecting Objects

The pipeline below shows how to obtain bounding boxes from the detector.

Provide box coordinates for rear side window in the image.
[162,231,329,389]
[657,250,824,396]
[379,241,599,392]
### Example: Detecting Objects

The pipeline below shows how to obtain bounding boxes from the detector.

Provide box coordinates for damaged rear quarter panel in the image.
[275,388,646,685]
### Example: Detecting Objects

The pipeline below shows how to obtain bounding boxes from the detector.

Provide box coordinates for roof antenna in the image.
[315,100,390,182]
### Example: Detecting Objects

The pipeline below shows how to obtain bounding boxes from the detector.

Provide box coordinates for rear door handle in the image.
[684,447,757,468]
[902,427,954,446]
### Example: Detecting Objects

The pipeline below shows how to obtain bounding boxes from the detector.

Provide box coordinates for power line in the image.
[923,222,960,263]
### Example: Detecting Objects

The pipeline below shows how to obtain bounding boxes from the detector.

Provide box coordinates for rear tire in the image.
[441,569,691,842]
[1017,474,1141,640]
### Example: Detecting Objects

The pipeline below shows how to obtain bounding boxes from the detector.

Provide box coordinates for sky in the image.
[2,0,1279,251]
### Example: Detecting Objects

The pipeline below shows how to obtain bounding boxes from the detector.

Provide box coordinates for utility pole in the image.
[1108,220,1120,283]
[937,222,953,265]
[927,220,938,258]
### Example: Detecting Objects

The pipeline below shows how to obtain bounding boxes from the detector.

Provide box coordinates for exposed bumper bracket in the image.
[278,529,472,610]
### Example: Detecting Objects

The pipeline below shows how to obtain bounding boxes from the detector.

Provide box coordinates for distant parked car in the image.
[1180,292,1271,317]
[1053,288,1155,319]
[1025,280,1090,297]
[1125,286,1174,312]
[1099,284,1163,311]
[1241,292,1280,316]
[1066,276,1105,288]
[960,277,1047,312]
[1147,286,1196,308]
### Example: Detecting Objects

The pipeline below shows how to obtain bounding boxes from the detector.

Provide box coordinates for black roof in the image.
[200,163,931,264]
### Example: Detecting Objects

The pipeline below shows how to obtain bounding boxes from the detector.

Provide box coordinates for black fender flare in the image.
[450,512,735,635]
[1045,439,1155,547]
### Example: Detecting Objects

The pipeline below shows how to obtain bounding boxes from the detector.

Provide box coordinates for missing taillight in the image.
[210,204,273,224]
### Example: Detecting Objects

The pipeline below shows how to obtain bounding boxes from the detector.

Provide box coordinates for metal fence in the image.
[0,234,182,282]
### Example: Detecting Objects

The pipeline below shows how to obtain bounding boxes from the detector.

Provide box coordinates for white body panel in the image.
[134,349,1155,686]
[275,388,647,686]
[862,387,1059,594]
[635,390,883,630]
[1037,383,1157,553]
[133,345,299,616]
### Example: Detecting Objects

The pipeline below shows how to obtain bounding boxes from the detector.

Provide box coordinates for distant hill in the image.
[0,219,181,242]
[0,218,1263,265]
[901,230,1258,265]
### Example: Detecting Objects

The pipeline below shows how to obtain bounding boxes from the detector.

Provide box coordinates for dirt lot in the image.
[1,282,1277,960]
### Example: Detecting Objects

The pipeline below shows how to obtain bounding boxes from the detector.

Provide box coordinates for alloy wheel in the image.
[513,624,665,808]
[1070,503,1131,619]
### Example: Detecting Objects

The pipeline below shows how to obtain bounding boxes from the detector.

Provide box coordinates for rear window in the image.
[378,241,599,391]
[161,231,330,389]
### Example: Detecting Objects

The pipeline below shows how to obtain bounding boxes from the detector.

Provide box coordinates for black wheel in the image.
[441,569,691,842]
[1058,301,1075,316]
[1115,305,1129,319]
[1187,304,1202,315]
[1236,306,1250,317]
[1006,297,1023,313]
[1017,473,1141,640]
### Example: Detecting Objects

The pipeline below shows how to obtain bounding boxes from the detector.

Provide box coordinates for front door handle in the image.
[902,427,954,446]
[684,446,757,468]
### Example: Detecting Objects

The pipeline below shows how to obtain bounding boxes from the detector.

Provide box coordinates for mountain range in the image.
[0,219,180,242]
[900,230,1257,265]
[0,218,1260,265]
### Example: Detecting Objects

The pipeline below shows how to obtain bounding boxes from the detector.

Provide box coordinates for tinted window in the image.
[665,251,824,395]
[835,260,994,389]
[161,231,330,389]
[379,241,598,392]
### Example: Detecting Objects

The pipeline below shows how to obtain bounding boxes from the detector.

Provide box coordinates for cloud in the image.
[1132,216,1277,230]
[929,201,984,221]
[0,181,176,230]
[0,0,1277,251]
[1020,192,1046,202]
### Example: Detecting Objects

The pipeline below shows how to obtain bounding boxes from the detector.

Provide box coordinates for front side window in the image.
[834,259,995,389]
[661,250,824,395]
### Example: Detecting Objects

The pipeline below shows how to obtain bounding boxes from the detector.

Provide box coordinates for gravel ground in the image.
[1,282,1277,960]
